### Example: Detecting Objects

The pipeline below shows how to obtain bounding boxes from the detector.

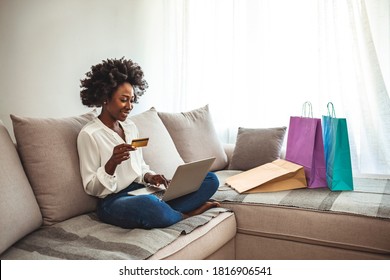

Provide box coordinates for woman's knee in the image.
[205,172,219,191]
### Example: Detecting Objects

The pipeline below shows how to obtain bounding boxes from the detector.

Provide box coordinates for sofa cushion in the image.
[229,127,286,170]
[0,120,42,254]
[10,112,98,226]
[214,172,390,259]
[226,203,390,259]
[130,108,184,179]
[158,105,228,171]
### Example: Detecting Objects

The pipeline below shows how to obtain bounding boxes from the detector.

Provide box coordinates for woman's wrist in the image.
[144,172,153,184]
[105,159,117,175]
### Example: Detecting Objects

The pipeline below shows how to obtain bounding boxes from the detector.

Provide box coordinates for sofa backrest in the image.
[0,120,42,254]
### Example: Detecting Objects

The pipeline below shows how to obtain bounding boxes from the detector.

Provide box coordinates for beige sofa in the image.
[1,105,389,259]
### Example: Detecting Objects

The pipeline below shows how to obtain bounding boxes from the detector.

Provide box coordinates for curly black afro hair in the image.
[80,57,148,107]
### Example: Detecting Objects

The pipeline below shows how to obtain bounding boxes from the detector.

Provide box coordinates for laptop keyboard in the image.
[145,184,166,199]
[152,190,166,199]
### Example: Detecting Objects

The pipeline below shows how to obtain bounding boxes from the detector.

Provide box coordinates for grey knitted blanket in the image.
[1,207,230,260]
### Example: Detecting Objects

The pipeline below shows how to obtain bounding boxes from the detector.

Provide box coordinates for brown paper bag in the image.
[225,159,307,193]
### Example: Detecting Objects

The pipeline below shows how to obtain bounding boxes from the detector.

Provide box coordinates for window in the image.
[158,0,390,176]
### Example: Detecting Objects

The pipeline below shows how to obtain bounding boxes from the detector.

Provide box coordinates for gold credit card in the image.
[131,137,149,147]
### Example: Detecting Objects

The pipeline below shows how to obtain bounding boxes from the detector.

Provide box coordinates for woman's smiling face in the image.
[104,82,135,122]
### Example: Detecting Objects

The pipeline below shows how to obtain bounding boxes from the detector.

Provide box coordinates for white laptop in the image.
[128,157,216,201]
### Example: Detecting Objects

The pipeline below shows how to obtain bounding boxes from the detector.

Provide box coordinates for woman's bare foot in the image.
[182,201,221,219]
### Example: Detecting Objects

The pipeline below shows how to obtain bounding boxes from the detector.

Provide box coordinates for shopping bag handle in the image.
[301,101,313,118]
[327,102,336,117]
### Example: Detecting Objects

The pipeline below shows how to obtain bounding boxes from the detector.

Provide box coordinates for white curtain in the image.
[161,0,390,176]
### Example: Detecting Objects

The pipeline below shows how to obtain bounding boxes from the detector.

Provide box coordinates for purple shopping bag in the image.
[285,102,327,188]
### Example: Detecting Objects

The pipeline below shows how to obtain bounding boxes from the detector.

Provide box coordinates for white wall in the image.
[0,0,164,138]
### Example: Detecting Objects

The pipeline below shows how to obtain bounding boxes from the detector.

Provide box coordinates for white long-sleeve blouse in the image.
[77,117,154,198]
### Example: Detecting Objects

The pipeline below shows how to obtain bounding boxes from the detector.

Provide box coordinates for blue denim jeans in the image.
[96,172,219,229]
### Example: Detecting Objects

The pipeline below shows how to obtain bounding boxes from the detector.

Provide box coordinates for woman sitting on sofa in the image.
[77,58,220,229]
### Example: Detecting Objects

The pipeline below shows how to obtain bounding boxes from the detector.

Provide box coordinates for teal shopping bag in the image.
[322,103,353,191]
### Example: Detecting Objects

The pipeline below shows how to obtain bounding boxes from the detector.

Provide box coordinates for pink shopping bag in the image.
[285,102,327,188]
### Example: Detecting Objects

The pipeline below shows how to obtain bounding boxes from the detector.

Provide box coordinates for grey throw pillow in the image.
[130,108,184,179]
[229,127,287,171]
[158,105,228,171]
[10,111,98,225]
